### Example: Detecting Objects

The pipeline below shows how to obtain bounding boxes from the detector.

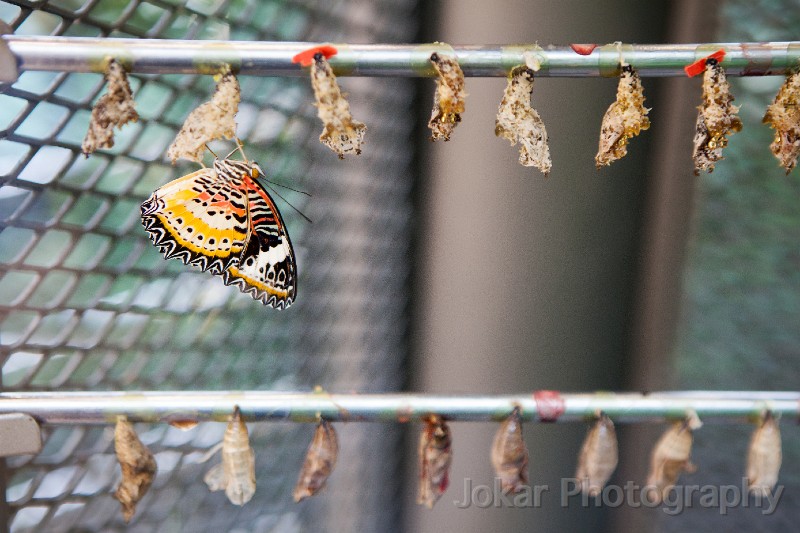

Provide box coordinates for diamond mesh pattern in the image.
[0,1,417,531]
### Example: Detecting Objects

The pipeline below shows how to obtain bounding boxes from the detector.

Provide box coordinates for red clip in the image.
[570,44,598,56]
[684,49,726,77]
[292,45,339,67]
[533,390,565,422]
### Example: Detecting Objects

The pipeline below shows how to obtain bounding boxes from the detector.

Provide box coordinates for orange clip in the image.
[570,43,598,56]
[684,49,726,77]
[292,45,339,67]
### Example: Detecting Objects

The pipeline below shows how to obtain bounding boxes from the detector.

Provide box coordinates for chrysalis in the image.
[490,406,529,493]
[428,52,467,142]
[204,406,256,505]
[645,411,702,504]
[167,66,240,164]
[763,70,800,174]
[495,66,552,174]
[113,416,157,523]
[574,413,618,496]
[417,415,452,508]
[293,419,339,502]
[595,64,650,168]
[81,58,138,156]
[692,57,742,174]
[746,411,782,496]
[308,51,366,158]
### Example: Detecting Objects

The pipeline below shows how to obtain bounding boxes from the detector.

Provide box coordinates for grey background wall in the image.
[407,1,670,531]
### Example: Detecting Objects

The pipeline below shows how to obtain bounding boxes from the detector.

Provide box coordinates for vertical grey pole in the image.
[408,1,671,531]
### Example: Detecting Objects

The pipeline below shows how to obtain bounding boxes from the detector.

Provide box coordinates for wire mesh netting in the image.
[0,1,418,531]
[663,0,800,530]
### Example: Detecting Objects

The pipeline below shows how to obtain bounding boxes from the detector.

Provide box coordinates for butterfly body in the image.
[141,159,296,309]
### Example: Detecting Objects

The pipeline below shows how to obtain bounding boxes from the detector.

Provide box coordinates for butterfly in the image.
[141,155,296,309]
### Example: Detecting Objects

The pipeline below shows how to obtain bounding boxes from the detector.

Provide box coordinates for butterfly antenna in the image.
[205,143,219,159]
[263,182,312,224]
[262,178,311,197]
[251,160,311,196]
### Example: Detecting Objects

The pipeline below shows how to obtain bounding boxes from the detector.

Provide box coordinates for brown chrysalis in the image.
[490,405,530,493]
[293,419,339,502]
[417,414,453,508]
[574,413,618,496]
[428,52,467,142]
[167,66,240,164]
[308,52,366,158]
[495,66,552,174]
[113,416,157,523]
[692,58,742,174]
[763,70,800,174]
[645,411,702,504]
[746,411,782,496]
[81,59,138,156]
[595,64,650,168]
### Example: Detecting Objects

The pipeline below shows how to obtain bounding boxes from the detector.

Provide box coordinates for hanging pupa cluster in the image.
[595,64,650,168]
[113,416,157,523]
[495,66,552,175]
[645,410,702,504]
[167,65,241,164]
[428,52,467,142]
[746,411,782,496]
[691,56,742,174]
[81,58,138,156]
[490,405,530,493]
[79,47,799,179]
[574,412,618,496]
[763,70,800,174]
[97,400,793,513]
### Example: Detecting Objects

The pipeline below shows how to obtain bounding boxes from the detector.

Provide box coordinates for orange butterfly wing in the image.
[141,162,297,309]
[141,168,250,275]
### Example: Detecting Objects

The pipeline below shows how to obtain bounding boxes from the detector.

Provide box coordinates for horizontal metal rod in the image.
[0,391,795,425]
[3,37,800,77]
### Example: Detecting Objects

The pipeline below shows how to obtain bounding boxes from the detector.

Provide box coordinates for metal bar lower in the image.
[3,37,800,77]
[0,391,795,425]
